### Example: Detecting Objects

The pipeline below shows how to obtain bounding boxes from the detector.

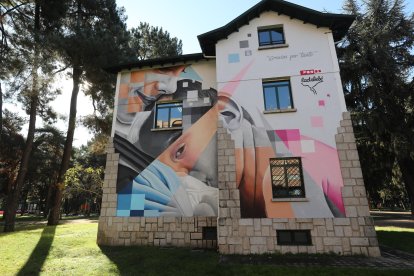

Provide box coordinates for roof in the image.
[198,0,355,56]
[105,53,211,73]
[106,0,355,73]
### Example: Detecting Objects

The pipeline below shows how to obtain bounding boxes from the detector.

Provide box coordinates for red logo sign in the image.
[300,69,322,75]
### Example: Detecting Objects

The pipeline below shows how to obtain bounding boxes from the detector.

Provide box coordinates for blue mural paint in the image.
[228,53,240,63]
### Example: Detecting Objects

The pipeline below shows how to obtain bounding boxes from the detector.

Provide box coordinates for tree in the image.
[82,21,184,151]
[129,22,183,60]
[0,110,25,202]
[339,0,414,213]
[2,0,63,232]
[47,0,130,225]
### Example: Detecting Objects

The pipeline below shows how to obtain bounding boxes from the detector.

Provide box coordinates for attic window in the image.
[258,26,285,47]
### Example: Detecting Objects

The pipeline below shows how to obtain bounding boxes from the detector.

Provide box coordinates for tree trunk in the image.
[3,91,39,232]
[3,3,40,232]
[48,65,82,225]
[398,157,414,216]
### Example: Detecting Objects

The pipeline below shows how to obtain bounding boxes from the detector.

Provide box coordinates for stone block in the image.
[334,226,344,237]
[323,237,342,246]
[219,190,229,199]
[336,143,349,150]
[342,112,351,120]
[250,237,266,245]
[357,206,370,217]
[313,218,325,226]
[230,190,240,200]
[350,237,369,246]
[239,218,253,225]
[190,232,202,240]
[369,238,379,247]
[341,168,350,178]
[325,219,334,230]
[261,219,272,226]
[337,127,346,134]
[261,226,270,236]
[364,226,377,237]
[228,237,242,245]
[359,197,369,207]
[343,179,357,186]
[340,119,352,127]
[316,226,327,236]
[353,186,367,197]
[230,208,241,218]
[342,186,354,198]
[338,151,347,161]
[343,198,360,206]
[335,134,344,143]
[273,223,287,230]
[368,247,381,257]
[346,150,359,161]
[350,168,363,179]
[345,206,358,217]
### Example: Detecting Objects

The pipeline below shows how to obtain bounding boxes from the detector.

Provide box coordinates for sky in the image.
[8,0,413,147]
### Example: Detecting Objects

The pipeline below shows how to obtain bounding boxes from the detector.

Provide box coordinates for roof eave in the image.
[104,53,212,74]
[198,0,355,56]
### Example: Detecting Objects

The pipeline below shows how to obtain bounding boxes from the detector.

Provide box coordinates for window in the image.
[263,80,294,111]
[258,26,285,46]
[202,227,217,240]
[270,157,305,198]
[154,101,183,129]
[277,230,312,245]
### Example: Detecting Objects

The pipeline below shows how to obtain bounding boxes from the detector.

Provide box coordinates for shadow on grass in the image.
[377,230,414,254]
[99,245,221,275]
[17,225,56,276]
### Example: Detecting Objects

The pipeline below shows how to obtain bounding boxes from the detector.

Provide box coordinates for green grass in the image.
[0,222,413,276]
[376,226,414,254]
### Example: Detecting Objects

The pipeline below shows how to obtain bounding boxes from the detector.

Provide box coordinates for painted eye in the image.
[173,143,186,161]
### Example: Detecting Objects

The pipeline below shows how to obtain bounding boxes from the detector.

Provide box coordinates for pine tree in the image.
[339,0,414,213]
[47,0,130,225]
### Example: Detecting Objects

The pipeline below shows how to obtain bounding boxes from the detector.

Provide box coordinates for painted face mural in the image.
[114,63,346,218]
[115,65,219,217]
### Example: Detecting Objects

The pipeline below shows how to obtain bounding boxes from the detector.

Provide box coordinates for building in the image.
[97,0,380,256]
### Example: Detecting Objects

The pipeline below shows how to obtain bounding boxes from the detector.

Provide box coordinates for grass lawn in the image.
[376,226,414,254]
[0,221,413,275]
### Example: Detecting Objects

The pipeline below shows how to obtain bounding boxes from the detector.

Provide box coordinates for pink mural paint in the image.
[291,135,345,215]
[275,129,300,141]
[311,116,324,127]
[220,60,255,96]
[318,100,325,106]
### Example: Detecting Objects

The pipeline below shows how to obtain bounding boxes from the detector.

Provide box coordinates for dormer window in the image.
[258,26,285,46]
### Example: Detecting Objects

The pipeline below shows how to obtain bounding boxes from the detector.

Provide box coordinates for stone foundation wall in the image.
[216,113,381,257]
[98,112,380,256]
[97,140,217,249]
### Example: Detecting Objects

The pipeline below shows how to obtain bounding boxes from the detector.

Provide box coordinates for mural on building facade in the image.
[114,65,220,217]
[113,60,346,218]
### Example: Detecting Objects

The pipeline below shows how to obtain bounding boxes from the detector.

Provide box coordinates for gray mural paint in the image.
[239,40,249,48]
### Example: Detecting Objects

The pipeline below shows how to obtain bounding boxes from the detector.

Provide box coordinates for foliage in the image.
[0,110,25,200]
[23,126,65,214]
[63,164,104,216]
[339,0,414,210]
[130,22,183,60]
